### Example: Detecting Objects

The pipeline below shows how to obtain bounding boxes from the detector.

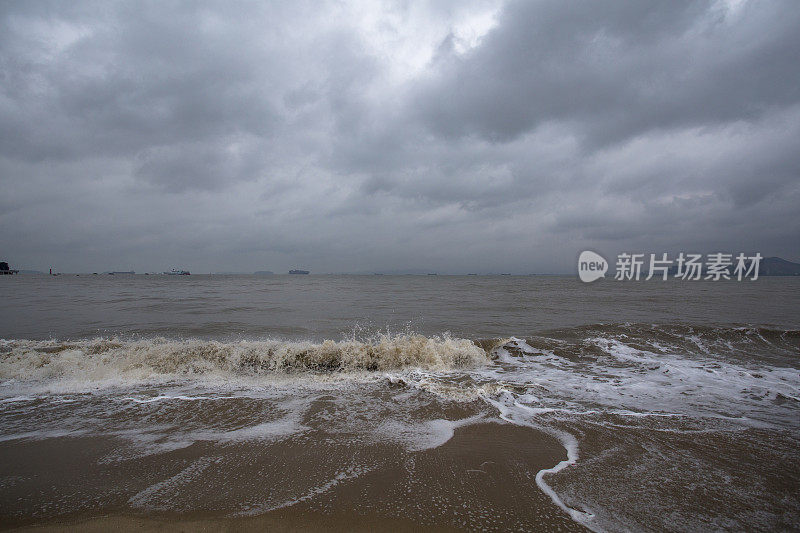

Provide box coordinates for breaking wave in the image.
[1,324,796,390]
[0,334,491,384]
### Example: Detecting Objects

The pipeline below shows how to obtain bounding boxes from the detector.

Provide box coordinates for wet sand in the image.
[548,419,800,531]
[6,512,452,532]
[1,422,588,532]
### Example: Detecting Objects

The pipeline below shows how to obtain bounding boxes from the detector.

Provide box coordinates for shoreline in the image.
[1,422,590,532]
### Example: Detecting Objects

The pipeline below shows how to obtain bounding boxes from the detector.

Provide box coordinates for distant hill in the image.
[761,257,800,276]
[664,256,799,277]
[254,271,274,275]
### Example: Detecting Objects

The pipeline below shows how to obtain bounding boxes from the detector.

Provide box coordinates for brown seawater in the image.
[1,274,798,531]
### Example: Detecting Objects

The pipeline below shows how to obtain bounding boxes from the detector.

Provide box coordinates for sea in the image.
[0,274,798,531]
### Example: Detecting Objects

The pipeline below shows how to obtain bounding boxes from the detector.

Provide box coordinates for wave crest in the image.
[0,334,490,382]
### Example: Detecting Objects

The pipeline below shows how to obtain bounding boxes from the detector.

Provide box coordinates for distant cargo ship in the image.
[164,269,190,275]
[289,269,309,275]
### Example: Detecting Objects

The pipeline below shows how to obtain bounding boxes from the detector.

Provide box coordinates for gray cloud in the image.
[413,0,800,145]
[1,0,798,273]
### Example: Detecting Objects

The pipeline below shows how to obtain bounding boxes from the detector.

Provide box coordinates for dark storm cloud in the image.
[413,0,800,145]
[0,0,798,273]
[0,2,284,162]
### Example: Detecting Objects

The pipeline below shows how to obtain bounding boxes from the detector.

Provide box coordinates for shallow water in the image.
[1,275,798,531]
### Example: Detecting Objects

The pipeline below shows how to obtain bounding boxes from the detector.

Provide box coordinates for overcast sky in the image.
[1,0,798,274]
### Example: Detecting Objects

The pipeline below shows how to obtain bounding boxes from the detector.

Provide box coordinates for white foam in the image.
[479,389,597,529]
[238,463,374,516]
[376,414,485,452]
[121,394,237,403]
[0,428,90,442]
[129,456,221,509]
[0,395,38,403]
[478,336,800,428]
[228,419,307,440]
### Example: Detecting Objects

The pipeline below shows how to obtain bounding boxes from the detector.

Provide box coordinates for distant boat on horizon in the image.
[0,261,19,275]
[164,269,190,275]
[289,269,309,275]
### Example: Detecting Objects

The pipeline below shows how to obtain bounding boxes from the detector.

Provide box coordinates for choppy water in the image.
[1,274,798,531]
